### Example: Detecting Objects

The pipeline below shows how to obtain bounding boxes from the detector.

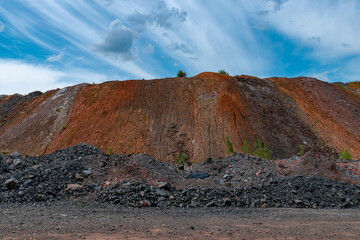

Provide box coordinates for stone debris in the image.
[0,143,360,209]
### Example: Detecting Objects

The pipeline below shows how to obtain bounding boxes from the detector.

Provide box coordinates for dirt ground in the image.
[1,203,360,240]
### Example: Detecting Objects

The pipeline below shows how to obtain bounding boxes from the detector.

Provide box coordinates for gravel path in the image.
[1,202,360,239]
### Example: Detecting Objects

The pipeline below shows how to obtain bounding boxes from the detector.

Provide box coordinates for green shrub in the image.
[253,139,272,160]
[1,150,8,154]
[62,125,66,130]
[218,69,229,75]
[340,149,352,160]
[108,147,113,155]
[240,139,251,154]
[226,136,234,154]
[299,144,305,156]
[175,153,189,165]
[175,148,190,167]
[177,70,187,77]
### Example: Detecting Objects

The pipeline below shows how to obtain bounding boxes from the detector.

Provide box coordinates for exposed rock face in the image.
[0,73,359,161]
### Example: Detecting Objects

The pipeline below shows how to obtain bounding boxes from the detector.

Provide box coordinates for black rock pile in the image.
[0,143,104,203]
[1,143,360,208]
[97,176,360,208]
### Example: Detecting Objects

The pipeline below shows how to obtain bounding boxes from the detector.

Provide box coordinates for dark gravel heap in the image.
[1,143,360,208]
[190,153,281,187]
[0,143,105,203]
[97,176,360,209]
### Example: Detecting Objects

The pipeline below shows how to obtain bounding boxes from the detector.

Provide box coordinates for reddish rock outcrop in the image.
[0,73,359,161]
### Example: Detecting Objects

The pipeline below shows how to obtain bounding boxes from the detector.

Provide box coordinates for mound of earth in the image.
[1,73,359,161]
[1,143,360,209]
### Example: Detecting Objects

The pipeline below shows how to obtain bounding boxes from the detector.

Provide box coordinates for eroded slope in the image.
[0,73,359,160]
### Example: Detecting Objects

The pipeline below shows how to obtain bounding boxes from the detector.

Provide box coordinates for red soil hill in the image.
[0,73,359,161]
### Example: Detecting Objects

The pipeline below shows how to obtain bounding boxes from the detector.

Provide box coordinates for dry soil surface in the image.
[1,202,360,240]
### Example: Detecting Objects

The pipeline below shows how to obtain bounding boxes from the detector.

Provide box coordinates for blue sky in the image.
[0,0,359,94]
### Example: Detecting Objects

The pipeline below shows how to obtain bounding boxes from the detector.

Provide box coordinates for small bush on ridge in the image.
[177,70,187,77]
[218,69,229,75]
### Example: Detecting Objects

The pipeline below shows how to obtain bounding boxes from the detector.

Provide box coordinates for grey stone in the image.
[10,152,20,157]
[155,188,169,197]
[186,172,210,179]
[5,178,19,190]
[13,159,23,166]
[158,182,172,190]
[82,169,92,177]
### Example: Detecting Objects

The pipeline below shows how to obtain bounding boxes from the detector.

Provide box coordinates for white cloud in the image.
[0,60,66,95]
[0,60,115,95]
[94,19,135,59]
[0,21,4,32]
[46,49,65,62]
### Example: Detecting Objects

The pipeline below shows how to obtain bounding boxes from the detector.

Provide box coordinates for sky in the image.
[0,0,359,95]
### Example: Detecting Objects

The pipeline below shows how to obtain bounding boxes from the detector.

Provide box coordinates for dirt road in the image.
[1,203,360,239]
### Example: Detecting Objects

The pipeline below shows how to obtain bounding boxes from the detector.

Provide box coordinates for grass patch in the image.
[226,136,234,154]
[340,149,352,160]
[239,139,273,160]
[299,144,305,156]
[175,147,190,168]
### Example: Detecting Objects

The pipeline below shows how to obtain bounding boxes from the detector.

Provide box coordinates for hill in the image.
[0,72,359,161]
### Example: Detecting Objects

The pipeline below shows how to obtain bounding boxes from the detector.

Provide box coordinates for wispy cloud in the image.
[0,0,359,94]
[267,0,289,11]
[264,0,360,59]
[127,0,187,31]
[0,21,4,32]
[170,42,193,54]
[342,43,351,48]
[308,37,321,44]
[46,49,65,62]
